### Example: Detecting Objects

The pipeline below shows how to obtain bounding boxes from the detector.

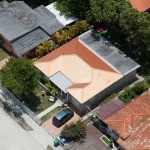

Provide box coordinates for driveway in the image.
[70,123,110,150]
[0,106,44,150]
[43,111,81,137]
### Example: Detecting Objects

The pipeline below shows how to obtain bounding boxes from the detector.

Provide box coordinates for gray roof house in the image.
[0,0,74,57]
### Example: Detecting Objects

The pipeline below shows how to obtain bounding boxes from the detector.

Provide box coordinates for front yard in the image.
[41,106,62,122]
[20,84,55,114]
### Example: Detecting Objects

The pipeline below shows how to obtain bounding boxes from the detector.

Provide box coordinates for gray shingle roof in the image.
[11,27,50,54]
[79,30,140,75]
[0,0,64,56]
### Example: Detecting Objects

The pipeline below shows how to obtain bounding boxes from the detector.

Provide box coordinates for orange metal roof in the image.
[35,37,123,103]
[36,37,116,72]
[128,0,150,11]
[105,91,150,150]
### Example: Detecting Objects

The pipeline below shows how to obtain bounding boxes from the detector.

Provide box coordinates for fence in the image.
[0,83,42,125]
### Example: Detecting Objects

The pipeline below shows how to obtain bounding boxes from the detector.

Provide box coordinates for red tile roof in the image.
[36,37,116,73]
[105,91,150,150]
[94,98,125,121]
[68,83,90,89]
[128,0,150,11]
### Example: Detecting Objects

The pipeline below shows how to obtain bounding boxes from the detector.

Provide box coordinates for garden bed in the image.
[20,84,55,114]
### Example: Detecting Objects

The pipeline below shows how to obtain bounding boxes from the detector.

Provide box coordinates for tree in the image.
[55,0,91,19]
[90,0,131,23]
[119,8,150,52]
[61,120,86,141]
[0,58,40,95]
[36,40,59,58]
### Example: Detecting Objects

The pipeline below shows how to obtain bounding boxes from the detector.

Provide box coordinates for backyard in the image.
[20,84,55,114]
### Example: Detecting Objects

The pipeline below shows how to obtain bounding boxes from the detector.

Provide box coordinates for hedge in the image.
[119,81,149,103]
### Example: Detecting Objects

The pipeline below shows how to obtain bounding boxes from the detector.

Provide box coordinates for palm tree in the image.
[36,40,58,58]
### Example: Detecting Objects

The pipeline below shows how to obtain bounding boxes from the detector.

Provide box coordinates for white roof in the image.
[46,2,76,26]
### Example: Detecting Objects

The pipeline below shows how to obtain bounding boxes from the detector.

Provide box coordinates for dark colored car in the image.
[52,108,74,127]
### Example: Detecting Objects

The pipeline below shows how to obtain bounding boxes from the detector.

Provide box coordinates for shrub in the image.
[119,81,148,103]
[61,120,86,141]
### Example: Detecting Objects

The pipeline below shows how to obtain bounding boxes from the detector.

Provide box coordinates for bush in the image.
[61,120,86,141]
[119,81,148,103]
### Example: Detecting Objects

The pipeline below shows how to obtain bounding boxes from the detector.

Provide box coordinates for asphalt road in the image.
[0,106,44,150]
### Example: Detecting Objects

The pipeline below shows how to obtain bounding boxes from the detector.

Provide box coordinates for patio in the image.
[42,110,81,137]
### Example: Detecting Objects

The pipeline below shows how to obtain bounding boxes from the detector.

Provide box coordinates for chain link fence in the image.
[0,83,42,125]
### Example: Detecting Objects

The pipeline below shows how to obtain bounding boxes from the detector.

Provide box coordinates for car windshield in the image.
[55,110,67,121]
[64,108,72,114]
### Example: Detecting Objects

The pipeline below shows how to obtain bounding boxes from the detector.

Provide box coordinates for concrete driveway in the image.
[0,106,44,150]
[43,111,81,137]
[70,123,110,150]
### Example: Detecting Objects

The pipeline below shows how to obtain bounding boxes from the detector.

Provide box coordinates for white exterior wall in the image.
[68,94,80,109]
[68,70,137,114]
[107,126,120,140]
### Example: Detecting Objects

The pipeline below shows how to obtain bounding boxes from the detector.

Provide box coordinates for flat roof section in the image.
[46,2,76,26]
[79,30,140,75]
[49,71,73,93]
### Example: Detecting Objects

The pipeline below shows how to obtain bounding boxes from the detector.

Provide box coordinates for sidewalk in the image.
[37,100,62,118]
[0,85,63,150]
[22,114,63,150]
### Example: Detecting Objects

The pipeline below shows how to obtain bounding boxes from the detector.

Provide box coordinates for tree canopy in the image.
[56,0,91,20]
[0,58,40,95]
[61,120,86,141]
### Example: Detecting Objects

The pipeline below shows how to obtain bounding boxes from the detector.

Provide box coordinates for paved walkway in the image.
[0,106,44,150]
[37,100,62,118]
[0,85,63,150]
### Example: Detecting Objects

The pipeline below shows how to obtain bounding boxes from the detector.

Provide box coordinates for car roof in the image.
[55,109,68,121]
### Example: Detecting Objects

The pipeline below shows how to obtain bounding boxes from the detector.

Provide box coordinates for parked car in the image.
[52,108,74,127]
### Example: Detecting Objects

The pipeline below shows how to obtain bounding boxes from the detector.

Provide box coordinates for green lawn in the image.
[20,84,55,114]
[41,106,62,122]
[0,48,9,61]
[101,136,110,146]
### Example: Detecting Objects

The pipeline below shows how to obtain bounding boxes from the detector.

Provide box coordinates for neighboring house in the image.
[128,0,150,13]
[0,1,75,57]
[34,30,140,114]
[105,91,150,150]
[93,98,125,134]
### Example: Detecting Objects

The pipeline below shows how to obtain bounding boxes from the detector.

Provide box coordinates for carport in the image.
[49,71,73,102]
[93,98,125,133]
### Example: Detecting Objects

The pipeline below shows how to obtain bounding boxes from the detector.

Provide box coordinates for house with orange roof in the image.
[34,30,140,114]
[128,0,150,12]
[104,91,150,150]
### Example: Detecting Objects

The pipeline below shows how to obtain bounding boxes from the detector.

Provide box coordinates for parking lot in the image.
[42,111,81,137]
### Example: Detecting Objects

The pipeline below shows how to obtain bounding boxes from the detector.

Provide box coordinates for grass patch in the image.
[20,84,54,114]
[47,145,53,150]
[101,136,110,146]
[0,48,9,61]
[41,106,63,122]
